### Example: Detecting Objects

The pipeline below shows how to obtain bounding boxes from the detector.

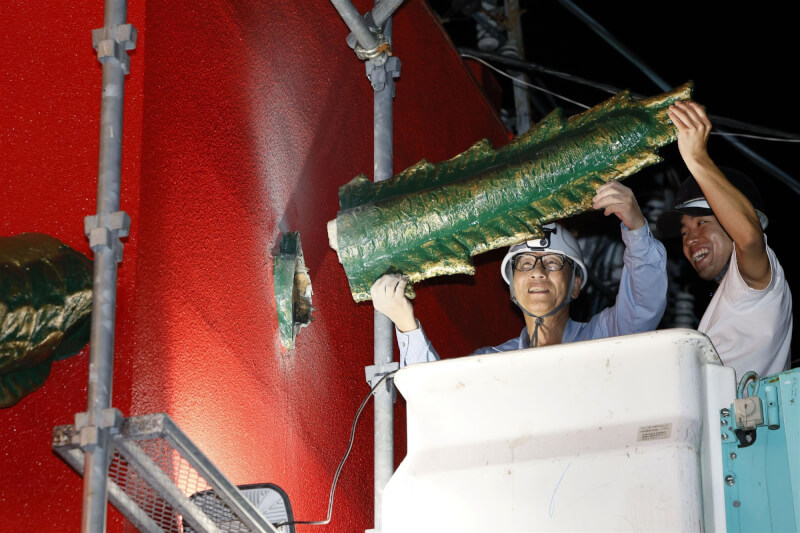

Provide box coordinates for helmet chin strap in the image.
[713,256,731,283]
[510,269,577,348]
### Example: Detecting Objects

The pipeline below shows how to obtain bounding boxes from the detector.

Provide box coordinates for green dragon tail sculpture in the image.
[0,233,93,407]
[329,82,693,302]
[273,232,313,350]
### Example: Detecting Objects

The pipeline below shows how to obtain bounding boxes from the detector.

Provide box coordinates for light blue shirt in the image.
[397,223,667,367]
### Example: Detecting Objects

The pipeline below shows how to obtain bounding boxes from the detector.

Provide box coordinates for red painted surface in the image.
[1,1,518,531]
[1,0,144,530]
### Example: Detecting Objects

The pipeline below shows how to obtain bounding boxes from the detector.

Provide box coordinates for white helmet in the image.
[500,223,588,284]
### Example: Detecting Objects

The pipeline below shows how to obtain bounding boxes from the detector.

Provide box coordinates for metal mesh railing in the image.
[186,489,253,533]
[108,447,184,532]
[53,413,287,533]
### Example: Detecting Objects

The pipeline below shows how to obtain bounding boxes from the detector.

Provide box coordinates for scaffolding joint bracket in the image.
[354,31,392,63]
[84,211,131,262]
[365,361,400,390]
[366,56,401,93]
[74,408,124,450]
[92,23,138,74]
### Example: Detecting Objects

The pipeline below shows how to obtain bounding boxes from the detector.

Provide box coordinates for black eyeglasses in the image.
[512,253,570,272]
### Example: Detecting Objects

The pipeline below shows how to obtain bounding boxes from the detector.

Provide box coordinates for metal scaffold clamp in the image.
[84,211,131,263]
[72,408,124,451]
[366,54,401,93]
[365,361,400,393]
[92,23,138,75]
[354,31,392,63]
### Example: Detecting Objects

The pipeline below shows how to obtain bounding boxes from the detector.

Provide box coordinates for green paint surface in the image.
[0,233,93,407]
[333,83,692,302]
[273,232,313,350]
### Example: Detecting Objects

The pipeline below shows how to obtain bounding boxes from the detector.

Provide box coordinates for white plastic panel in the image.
[383,328,736,532]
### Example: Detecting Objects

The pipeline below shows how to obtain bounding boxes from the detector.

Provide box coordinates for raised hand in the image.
[668,100,713,167]
[370,273,418,332]
[592,181,646,230]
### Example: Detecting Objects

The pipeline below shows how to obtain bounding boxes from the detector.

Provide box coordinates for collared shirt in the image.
[397,223,668,367]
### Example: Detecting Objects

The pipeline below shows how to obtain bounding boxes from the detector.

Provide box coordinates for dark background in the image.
[425,0,799,366]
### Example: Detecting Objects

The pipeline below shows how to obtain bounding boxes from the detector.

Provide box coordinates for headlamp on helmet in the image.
[500,223,587,285]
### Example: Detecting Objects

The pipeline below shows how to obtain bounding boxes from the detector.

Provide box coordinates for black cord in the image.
[274,369,400,528]
[457,47,800,142]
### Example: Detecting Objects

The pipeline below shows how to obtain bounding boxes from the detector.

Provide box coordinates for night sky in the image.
[424,0,799,364]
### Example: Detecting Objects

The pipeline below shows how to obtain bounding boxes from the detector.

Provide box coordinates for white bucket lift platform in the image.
[382,328,736,532]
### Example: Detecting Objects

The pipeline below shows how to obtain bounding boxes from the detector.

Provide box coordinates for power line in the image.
[461,53,590,110]
[556,0,800,196]
[459,48,800,143]
[459,48,800,142]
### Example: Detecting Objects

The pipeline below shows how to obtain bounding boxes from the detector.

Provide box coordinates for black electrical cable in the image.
[274,369,400,528]
[459,46,623,97]
[459,47,800,142]
[554,0,800,194]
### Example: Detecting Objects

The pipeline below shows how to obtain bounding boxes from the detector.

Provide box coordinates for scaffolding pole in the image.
[81,0,135,531]
[329,2,402,531]
[369,20,401,530]
[503,0,531,135]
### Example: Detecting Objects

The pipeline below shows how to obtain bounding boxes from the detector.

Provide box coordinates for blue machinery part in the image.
[720,368,800,531]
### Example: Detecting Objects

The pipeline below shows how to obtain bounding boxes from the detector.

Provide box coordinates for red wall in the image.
[1,0,145,530]
[1,1,519,531]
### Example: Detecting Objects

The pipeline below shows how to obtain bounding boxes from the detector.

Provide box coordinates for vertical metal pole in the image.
[329,2,402,530]
[373,28,394,182]
[503,0,531,134]
[82,1,134,531]
[371,18,398,532]
[372,312,394,531]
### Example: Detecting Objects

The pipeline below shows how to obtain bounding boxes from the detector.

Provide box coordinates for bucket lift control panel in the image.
[720,368,800,532]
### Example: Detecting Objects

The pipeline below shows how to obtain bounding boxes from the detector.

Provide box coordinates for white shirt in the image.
[698,238,792,383]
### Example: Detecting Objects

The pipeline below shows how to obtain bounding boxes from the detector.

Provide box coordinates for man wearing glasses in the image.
[371,181,669,367]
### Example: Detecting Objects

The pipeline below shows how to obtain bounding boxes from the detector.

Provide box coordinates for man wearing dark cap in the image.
[658,100,792,382]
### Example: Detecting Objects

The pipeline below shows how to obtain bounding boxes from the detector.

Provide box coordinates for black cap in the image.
[656,166,768,237]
